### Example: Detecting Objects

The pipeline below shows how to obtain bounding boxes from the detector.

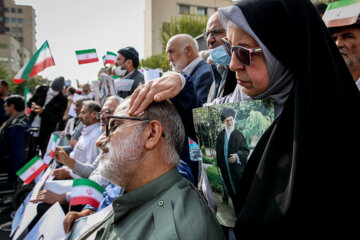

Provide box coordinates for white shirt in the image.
[69,122,101,178]
[356,77,360,91]
[182,56,203,76]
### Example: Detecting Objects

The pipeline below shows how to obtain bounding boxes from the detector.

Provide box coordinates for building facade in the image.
[0,0,35,75]
[144,0,234,58]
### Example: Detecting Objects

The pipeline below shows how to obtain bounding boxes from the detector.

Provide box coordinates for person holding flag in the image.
[0,95,28,191]
[27,76,67,158]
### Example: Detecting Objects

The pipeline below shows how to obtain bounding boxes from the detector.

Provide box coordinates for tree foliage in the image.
[140,52,170,72]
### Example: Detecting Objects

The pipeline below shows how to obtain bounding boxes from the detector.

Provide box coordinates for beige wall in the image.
[144,0,233,58]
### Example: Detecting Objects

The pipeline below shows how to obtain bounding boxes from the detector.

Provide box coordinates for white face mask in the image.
[114,61,128,77]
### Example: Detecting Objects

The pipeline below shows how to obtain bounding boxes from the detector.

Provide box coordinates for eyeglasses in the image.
[221,38,263,66]
[100,110,114,116]
[106,116,150,138]
[204,28,226,39]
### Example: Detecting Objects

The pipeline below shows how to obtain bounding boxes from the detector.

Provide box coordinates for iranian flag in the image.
[323,0,360,28]
[13,40,55,84]
[75,48,99,64]
[16,156,48,184]
[103,51,117,65]
[70,178,104,209]
[76,79,83,93]
[49,135,58,158]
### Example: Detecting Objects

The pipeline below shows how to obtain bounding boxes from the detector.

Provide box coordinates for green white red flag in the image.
[76,79,83,93]
[13,40,55,84]
[49,135,58,158]
[103,51,117,65]
[70,178,104,209]
[16,156,48,184]
[75,49,99,64]
[24,87,32,115]
[323,0,360,28]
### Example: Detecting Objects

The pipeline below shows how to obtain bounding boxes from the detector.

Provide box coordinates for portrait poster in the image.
[192,100,274,227]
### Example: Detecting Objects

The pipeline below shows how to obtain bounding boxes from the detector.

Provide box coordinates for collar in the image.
[182,56,202,75]
[124,69,136,79]
[81,122,100,135]
[112,168,181,221]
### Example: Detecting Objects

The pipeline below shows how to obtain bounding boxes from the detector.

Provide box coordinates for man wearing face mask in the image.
[27,76,68,158]
[114,46,144,98]
[205,11,238,103]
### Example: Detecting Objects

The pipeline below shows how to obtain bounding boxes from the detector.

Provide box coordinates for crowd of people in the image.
[0,0,359,239]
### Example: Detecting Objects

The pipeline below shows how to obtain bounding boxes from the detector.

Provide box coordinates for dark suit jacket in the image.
[189,60,213,104]
[117,70,145,98]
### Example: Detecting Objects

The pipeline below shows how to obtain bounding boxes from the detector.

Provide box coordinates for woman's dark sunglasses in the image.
[221,38,263,66]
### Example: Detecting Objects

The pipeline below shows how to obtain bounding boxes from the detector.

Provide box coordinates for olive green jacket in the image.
[93,168,226,240]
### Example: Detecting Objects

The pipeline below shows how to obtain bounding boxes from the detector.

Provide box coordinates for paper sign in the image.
[67,204,113,240]
[23,202,66,240]
[68,93,81,118]
[144,69,162,83]
[114,79,134,91]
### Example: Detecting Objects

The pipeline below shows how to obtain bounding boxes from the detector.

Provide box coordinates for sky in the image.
[15,0,145,85]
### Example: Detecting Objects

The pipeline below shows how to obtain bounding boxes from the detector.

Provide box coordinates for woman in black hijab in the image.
[218,0,360,238]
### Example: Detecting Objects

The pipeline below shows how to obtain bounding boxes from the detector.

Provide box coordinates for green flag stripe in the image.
[107,51,117,56]
[20,41,50,80]
[327,0,360,10]
[75,49,96,55]
[73,178,104,193]
[16,155,40,176]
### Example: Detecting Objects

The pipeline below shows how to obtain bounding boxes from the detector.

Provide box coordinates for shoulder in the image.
[161,180,225,239]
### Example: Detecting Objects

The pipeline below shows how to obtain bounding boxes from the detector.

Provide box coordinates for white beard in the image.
[98,129,144,188]
[225,124,235,137]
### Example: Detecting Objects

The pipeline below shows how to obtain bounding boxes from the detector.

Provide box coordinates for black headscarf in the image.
[219,0,360,237]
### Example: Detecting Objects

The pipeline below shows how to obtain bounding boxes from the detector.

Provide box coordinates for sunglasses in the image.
[221,38,263,66]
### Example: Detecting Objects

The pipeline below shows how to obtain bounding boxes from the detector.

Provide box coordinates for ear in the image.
[143,120,163,150]
[184,45,192,57]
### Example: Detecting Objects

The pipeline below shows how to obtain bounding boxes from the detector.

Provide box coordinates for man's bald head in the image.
[166,34,199,72]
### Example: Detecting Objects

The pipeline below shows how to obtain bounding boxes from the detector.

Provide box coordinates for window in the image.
[5,27,9,32]
[17,8,23,14]
[11,18,16,23]
[18,18,23,23]
[4,8,9,13]
[0,17,3,22]
[5,17,9,23]
[11,8,16,13]
[179,4,190,14]
[11,27,17,32]
[197,7,207,16]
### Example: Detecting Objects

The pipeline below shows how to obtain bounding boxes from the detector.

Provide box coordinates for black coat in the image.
[228,0,360,237]
[28,85,67,155]
[216,129,249,199]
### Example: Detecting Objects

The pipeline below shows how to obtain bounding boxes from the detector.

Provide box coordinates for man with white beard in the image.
[215,108,249,216]
[90,99,225,240]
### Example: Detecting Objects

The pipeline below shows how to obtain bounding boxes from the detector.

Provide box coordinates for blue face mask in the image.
[210,45,231,66]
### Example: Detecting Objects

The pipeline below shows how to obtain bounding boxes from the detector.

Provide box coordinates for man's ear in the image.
[184,45,192,57]
[143,120,163,150]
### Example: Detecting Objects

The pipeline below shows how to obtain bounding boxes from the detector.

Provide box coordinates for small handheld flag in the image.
[70,178,104,209]
[16,156,48,184]
[103,51,117,65]
[75,49,99,64]
[49,135,59,158]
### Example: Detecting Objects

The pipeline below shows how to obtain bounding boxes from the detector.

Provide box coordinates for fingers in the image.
[63,212,77,234]
[128,82,153,116]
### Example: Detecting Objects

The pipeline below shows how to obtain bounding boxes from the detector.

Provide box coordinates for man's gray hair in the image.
[83,100,101,113]
[142,100,185,165]
[105,95,123,105]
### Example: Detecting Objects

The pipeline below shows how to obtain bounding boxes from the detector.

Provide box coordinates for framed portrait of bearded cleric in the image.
[192,100,274,227]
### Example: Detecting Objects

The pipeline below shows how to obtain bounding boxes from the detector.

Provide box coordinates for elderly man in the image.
[86,99,225,240]
[114,46,144,98]
[205,11,238,102]
[324,6,360,90]
[166,34,213,104]
[52,100,102,180]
